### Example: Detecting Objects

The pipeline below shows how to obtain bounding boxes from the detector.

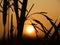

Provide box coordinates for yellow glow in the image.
[26,25,34,34]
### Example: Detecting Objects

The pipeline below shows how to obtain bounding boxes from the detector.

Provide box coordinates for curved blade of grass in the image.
[32,19,47,30]
[32,19,49,34]
[48,19,58,34]
[34,25,47,33]
[31,23,38,32]
[44,19,58,38]
[31,23,38,37]
[27,12,47,18]
[42,15,56,29]
[42,15,60,44]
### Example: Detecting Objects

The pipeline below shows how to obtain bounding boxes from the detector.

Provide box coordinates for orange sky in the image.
[0,0,60,38]
[23,0,60,38]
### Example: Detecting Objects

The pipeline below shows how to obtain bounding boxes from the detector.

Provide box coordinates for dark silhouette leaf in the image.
[40,12,47,14]
[32,19,49,34]
[44,19,58,39]
[27,12,47,18]
[42,15,56,28]
[34,25,45,33]
[18,0,23,5]
[31,23,38,37]
[26,4,34,17]
[42,15,59,44]
[31,23,38,32]
[48,19,58,34]
[32,19,47,30]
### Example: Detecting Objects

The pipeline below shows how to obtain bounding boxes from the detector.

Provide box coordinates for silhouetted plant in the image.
[26,11,60,44]
[10,14,14,40]
[40,14,60,44]
[13,0,28,45]
[3,0,7,40]
[9,14,14,45]
[0,0,60,45]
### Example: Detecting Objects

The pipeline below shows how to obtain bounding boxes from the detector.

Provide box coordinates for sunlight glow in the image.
[26,25,34,34]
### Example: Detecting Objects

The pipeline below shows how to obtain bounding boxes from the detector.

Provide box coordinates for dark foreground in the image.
[0,38,60,45]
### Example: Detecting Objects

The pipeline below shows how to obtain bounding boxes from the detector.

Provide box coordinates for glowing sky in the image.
[23,0,60,38]
[27,0,60,20]
[0,0,60,38]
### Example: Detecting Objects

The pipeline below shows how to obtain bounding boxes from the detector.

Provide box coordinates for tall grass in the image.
[0,0,60,45]
[28,11,60,44]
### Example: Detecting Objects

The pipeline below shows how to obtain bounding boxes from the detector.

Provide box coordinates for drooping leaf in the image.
[27,12,47,18]
[40,12,47,15]
[46,19,58,37]
[32,19,47,30]
[34,25,45,33]
[31,23,38,37]
[43,15,59,43]
[28,12,53,21]
[31,23,38,32]
[42,15,56,29]
[42,15,53,21]
[32,19,49,34]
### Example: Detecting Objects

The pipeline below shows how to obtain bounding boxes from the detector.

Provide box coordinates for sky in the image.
[27,0,60,20]
[23,0,60,38]
[0,0,60,38]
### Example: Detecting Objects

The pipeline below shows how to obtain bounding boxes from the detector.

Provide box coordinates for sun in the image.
[26,25,34,34]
